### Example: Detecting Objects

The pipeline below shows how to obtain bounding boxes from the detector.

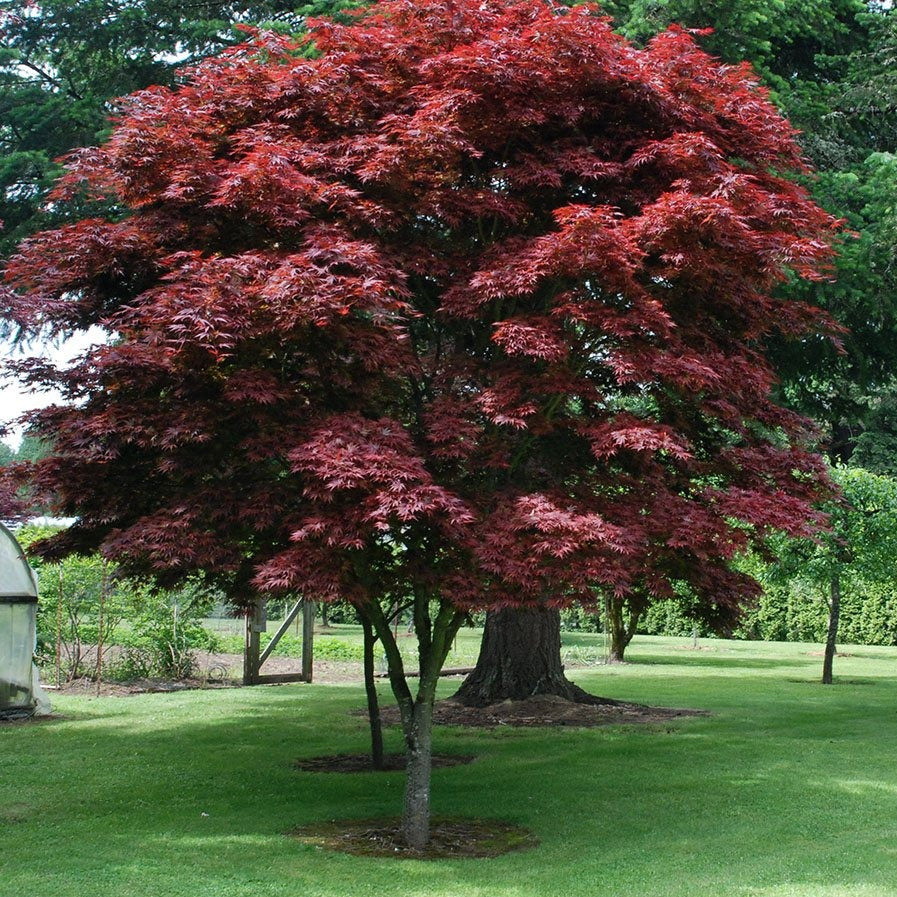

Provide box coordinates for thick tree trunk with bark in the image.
[360,613,384,769]
[822,574,840,685]
[607,597,642,663]
[453,606,606,707]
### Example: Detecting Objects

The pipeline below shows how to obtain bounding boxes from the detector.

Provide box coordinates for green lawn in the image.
[4,634,897,897]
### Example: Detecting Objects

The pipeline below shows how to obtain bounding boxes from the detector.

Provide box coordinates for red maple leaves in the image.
[4,0,839,623]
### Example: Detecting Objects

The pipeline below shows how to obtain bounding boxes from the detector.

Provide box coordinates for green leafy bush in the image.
[314,638,364,661]
[214,633,246,654]
[639,601,712,638]
[210,632,360,661]
[640,580,897,647]
[22,523,222,682]
[559,606,600,633]
[23,526,129,681]
[109,583,221,680]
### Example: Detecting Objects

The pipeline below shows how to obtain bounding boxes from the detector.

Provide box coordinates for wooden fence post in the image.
[302,601,315,682]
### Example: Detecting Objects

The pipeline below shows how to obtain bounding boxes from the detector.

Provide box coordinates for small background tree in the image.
[765,466,897,683]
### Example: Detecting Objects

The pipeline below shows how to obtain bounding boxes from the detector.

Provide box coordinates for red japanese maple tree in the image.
[2,0,839,847]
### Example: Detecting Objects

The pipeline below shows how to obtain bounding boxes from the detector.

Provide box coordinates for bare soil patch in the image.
[290,815,537,858]
[376,694,707,728]
[43,653,363,696]
[46,676,236,697]
[294,752,475,773]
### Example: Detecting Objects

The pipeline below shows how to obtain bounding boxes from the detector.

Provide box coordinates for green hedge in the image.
[635,580,897,647]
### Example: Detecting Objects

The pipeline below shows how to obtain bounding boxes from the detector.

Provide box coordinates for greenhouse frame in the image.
[1,522,50,718]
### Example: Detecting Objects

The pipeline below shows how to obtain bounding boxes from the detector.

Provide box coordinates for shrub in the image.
[110,583,220,679]
[639,601,712,638]
[560,606,600,633]
[314,638,364,661]
[23,526,129,682]
[733,577,897,646]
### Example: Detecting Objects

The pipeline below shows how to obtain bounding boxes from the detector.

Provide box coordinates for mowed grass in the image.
[4,634,897,897]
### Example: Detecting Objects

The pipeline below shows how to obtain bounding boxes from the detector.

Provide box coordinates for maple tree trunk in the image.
[373,613,434,849]
[822,574,841,685]
[607,597,641,663]
[454,607,605,707]
[402,697,434,849]
[369,597,464,848]
[397,606,464,849]
[360,613,385,770]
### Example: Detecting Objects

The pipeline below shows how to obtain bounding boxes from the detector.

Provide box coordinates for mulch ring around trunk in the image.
[376,694,708,728]
[294,752,475,773]
[290,815,538,858]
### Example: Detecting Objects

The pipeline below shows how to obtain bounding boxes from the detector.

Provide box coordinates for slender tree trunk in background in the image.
[454,606,607,707]
[320,602,330,629]
[55,568,63,687]
[69,617,82,682]
[822,573,841,685]
[360,613,385,770]
[607,597,641,663]
[95,561,107,696]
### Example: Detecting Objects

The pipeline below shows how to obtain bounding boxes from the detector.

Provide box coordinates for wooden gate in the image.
[243,597,315,685]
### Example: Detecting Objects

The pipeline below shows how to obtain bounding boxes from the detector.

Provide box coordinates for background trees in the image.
[766,466,897,683]
[612,0,897,468]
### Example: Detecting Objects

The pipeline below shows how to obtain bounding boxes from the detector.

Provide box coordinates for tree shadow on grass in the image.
[6,684,897,896]
[631,653,816,670]
[785,677,883,687]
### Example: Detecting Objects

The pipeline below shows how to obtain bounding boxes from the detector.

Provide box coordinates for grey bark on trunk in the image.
[368,596,465,849]
[401,699,434,849]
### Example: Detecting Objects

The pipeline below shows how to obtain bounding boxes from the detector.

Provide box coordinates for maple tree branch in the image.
[418,601,464,703]
[507,391,568,477]
[386,599,414,625]
[366,598,414,715]
[413,580,432,661]
[432,606,466,673]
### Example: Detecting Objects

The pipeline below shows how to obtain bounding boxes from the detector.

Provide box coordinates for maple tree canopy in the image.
[1,0,844,848]
[3,0,839,623]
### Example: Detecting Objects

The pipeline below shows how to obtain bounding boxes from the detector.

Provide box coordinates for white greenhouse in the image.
[0,523,50,718]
